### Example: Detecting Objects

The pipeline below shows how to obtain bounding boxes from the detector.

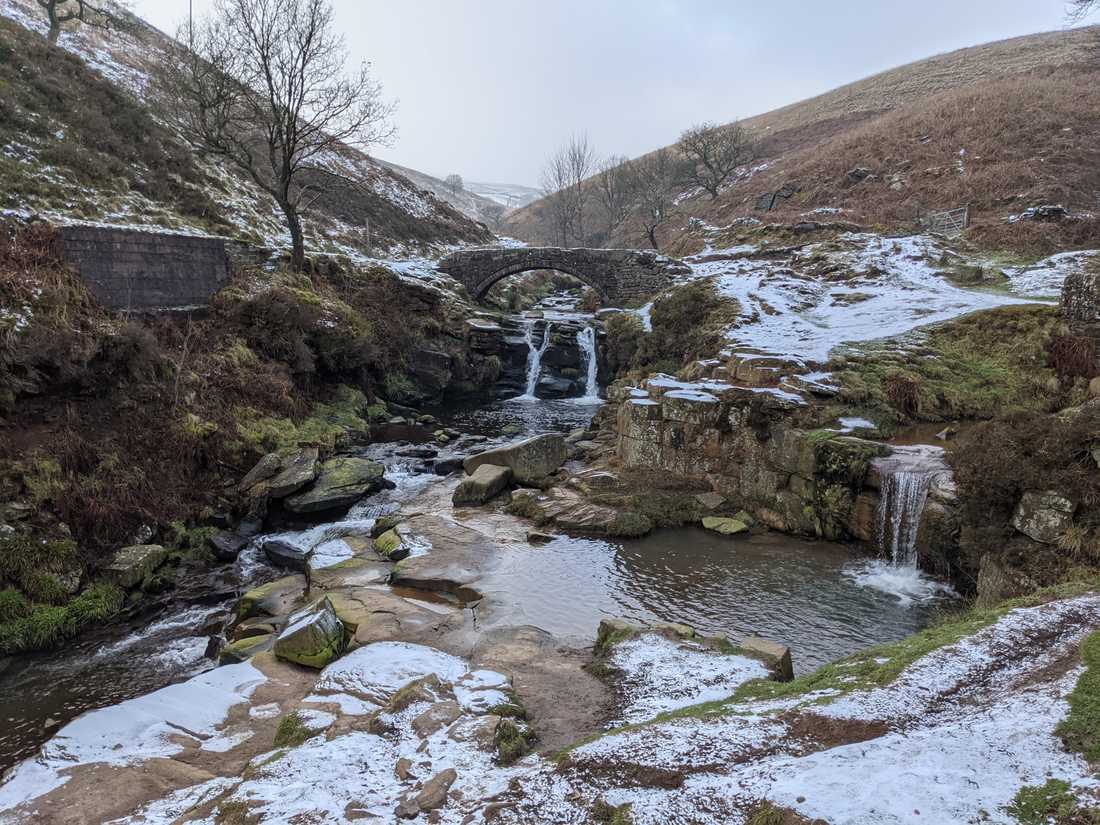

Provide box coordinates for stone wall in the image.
[59,226,230,311]
[438,247,689,305]
[1061,264,1100,332]
[605,377,960,574]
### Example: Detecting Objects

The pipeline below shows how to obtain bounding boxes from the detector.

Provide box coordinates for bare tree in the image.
[677,121,753,200]
[634,148,677,250]
[1069,0,1098,19]
[482,201,507,232]
[36,0,128,45]
[170,0,395,271]
[444,173,464,195]
[539,134,596,246]
[594,155,636,246]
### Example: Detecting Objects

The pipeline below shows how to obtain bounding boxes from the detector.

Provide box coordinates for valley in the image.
[1,1,1100,823]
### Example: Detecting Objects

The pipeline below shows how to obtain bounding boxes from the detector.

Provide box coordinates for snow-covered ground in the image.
[465,181,542,210]
[3,595,1096,824]
[681,233,1074,366]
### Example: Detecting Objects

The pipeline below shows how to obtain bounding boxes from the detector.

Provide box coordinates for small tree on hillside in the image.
[677,121,753,200]
[444,173,464,195]
[36,0,128,45]
[539,134,596,246]
[634,148,677,250]
[594,155,637,246]
[171,0,395,271]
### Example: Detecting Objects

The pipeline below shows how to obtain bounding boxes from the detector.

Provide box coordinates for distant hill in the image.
[506,25,1100,258]
[0,0,491,255]
[466,181,542,211]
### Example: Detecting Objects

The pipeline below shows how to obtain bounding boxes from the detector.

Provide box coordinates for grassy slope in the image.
[0,1,492,254]
[507,25,1100,258]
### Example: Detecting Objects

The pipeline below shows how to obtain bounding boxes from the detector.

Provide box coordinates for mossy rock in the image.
[701,516,749,536]
[272,597,347,669]
[237,574,305,621]
[219,633,273,664]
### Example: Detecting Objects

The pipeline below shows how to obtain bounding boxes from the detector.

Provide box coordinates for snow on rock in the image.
[309,641,469,708]
[608,633,771,725]
[0,662,265,809]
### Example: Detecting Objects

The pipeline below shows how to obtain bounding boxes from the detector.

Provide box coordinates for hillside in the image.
[0,0,492,256]
[375,159,507,226]
[466,180,542,210]
[507,24,1100,258]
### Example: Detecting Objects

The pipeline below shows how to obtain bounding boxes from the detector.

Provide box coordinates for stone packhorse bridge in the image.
[438,247,689,304]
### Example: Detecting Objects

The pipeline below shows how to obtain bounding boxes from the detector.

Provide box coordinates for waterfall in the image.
[876,470,933,567]
[576,325,600,402]
[872,445,949,567]
[519,319,553,400]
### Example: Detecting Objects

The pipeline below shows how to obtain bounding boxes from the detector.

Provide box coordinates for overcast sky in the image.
[132,0,1080,187]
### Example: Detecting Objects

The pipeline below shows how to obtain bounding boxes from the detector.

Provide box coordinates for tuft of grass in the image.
[495,719,535,766]
[0,583,123,654]
[1057,631,1100,762]
[1007,779,1100,825]
[746,803,785,825]
[272,712,312,749]
[591,800,634,825]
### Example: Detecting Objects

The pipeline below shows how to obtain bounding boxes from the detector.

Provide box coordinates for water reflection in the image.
[479,527,952,673]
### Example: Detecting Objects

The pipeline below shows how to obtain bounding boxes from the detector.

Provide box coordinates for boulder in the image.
[415,768,457,813]
[266,447,319,498]
[237,574,305,621]
[102,544,168,589]
[207,530,249,562]
[463,434,566,485]
[374,527,412,561]
[1011,490,1076,544]
[371,514,403,539]
[262,538,312,572]
[273,597,347,669]
[284,457,387,514]
[452,465,513,506]
[741,636,794,682]
[702,516,749,536]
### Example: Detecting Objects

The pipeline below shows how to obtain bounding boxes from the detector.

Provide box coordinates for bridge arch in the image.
[437,247,686,306]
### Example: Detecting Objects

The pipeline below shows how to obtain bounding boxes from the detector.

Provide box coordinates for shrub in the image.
[1050,334,1099,382]
[273,712,312,748]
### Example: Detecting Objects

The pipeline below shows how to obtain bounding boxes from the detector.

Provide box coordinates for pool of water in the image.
[477,527,953,673]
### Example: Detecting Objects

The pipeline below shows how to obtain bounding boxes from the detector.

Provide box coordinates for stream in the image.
[0,293,956,776]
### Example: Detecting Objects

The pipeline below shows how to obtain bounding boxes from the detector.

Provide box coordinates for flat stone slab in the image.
[390,515,491,601]
[452,464,513,506]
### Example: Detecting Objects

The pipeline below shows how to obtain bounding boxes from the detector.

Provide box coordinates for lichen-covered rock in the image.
[374,527,412,561]
[284,457,387,514]
[273,597,347,668]
[463,434,566,485]
[218,633,272,664]
[452,464,513,506]
[237,574,305,621]
[1011,490,1076,544]
[701,516,748,536]
[102,544,167,589]
[266,447,319,498]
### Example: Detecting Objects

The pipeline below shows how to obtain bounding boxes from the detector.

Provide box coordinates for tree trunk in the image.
[48,14,61,44]
[280,201,306,271]
[646,227,660,250]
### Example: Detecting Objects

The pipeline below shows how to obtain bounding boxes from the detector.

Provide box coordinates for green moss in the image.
[593,622,638,657]
[234,385,372,454]
[495,719,535,765]
[0,534,81,597]
[272,711,313,748]
[1056,630,1100,761]
[606,511,654,537]
[22,455,63,505]
[1007,779,1100,825]
[834,305,1078,423]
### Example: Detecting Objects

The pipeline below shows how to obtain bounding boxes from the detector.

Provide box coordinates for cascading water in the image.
[877,469,934,567]
[575,325,600,403]
[847,445,955,604]
[517,319,553,401]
